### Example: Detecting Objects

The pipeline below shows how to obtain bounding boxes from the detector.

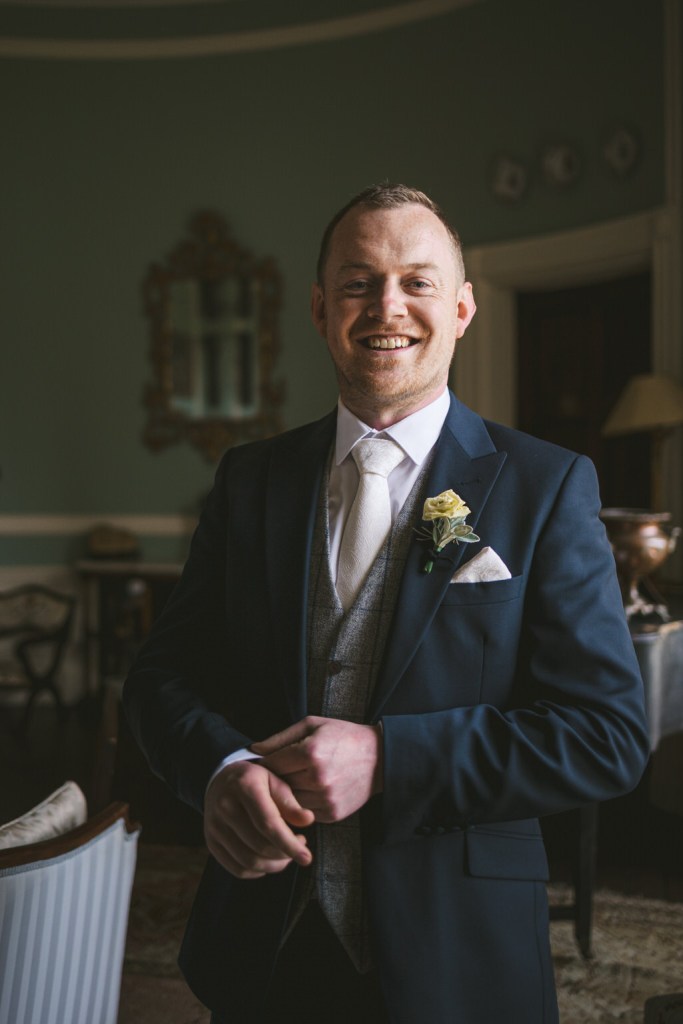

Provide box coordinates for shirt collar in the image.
[335,388,451,467]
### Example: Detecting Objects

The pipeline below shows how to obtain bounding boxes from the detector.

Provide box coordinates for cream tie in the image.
[336,438,405,611]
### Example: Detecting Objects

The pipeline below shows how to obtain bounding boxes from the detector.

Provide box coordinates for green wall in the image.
[0,0,666,564]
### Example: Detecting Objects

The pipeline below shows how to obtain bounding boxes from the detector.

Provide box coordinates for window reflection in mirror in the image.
[143,212,283,460]
[167,277,259,419]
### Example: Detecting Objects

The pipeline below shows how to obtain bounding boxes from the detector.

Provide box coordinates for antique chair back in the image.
[0,584,76,729]
[0,787,140,1024]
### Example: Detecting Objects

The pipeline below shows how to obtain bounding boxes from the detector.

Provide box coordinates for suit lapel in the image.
[265,411,336,722]
[370,396,507,719]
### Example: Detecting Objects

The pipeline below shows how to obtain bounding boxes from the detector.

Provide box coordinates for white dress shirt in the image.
[329,388,450,585]
[207,387,451,784]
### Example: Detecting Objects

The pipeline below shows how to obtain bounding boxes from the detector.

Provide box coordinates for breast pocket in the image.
[415,575,525,708]
[439,573,524,606]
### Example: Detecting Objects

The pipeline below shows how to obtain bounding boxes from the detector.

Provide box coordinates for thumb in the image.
[252,719,312,756]
[269,774,315,829]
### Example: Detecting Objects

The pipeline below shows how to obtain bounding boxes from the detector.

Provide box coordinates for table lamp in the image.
[602,373,683,511]
[600,373,683,621]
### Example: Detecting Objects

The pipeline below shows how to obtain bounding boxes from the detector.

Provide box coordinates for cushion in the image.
[0,780,87,850]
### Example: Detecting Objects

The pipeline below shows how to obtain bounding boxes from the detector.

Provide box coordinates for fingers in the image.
[220,795,300,860]
[208,822,310,879]
[206,828,295,879]
[255,716,329,778]
[260,744,310,778]
[260,719,383,823]
[251,716,322,756]
[239,771,313,864]
[204,761,314,879]
[268,772,316,830]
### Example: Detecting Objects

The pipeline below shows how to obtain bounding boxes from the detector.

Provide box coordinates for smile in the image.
[364,335,414,350]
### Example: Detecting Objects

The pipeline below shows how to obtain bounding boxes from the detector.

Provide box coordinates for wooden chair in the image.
[0,787,140,1024]
[547,803,598,958]
[0,584,76,729]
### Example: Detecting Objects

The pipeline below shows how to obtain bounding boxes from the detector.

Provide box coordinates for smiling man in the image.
[311,197,475,429]
[124,184,648,1024]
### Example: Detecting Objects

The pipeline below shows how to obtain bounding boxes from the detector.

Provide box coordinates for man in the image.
[124,184,648,1023]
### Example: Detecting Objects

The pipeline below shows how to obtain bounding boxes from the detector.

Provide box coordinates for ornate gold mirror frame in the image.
[142,211,284,461]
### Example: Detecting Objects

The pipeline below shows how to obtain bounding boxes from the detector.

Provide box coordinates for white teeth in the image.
[367,336,411,350]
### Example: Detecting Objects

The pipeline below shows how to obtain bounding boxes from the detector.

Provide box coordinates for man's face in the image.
[311,203,476,427]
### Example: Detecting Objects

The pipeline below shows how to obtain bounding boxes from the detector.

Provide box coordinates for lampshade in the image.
[602,373,683,437]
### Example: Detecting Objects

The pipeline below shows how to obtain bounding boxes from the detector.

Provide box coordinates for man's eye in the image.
[408,279,431,289]
[345,280,370,292]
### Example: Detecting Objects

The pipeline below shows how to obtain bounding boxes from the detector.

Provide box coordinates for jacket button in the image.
[328,660,343,676]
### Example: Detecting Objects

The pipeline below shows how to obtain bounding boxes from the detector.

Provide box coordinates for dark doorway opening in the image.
[517,271,652,508]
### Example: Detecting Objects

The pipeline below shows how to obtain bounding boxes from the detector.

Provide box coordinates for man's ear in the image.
[455,282,477,339]
[311,282,327,338]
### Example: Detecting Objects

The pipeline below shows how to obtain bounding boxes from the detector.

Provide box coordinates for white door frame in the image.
[455,207,677,428]
[452,205,682,579]
[451,0,682,581]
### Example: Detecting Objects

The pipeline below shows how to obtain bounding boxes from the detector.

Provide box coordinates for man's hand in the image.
[204,760,315,879]
[251,716,383,824]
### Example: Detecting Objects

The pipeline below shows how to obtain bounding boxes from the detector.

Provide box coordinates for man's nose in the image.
[367,281,407,320]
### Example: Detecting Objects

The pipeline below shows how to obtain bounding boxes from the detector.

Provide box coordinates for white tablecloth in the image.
[633,620,683,751]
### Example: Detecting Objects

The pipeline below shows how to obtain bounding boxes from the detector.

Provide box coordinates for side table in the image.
[633,620,683,816]
[76,560,182,697]
[632,620,683,750]
[548,620,683,957]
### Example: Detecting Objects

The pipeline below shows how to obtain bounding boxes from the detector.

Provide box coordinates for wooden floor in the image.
[2,694,683,903]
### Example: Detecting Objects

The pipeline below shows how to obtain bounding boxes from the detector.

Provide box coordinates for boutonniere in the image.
[416,489,480,573]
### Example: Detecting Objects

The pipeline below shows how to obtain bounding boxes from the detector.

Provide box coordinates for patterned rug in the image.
[120,845,683,1024]
[120,845,209,1024]
[550,887,683,1023]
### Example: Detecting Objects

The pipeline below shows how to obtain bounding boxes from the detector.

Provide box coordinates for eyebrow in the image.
[336,261,441,274]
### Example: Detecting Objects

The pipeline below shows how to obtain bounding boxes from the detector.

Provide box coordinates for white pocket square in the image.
[450,546,512,584]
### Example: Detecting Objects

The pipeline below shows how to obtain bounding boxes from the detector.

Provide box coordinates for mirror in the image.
[142,211,284,461]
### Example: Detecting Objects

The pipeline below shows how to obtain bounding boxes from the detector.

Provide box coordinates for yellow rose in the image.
[422,489,471,522]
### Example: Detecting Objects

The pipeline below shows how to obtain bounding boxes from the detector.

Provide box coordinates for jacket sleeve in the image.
[379,454,650,845]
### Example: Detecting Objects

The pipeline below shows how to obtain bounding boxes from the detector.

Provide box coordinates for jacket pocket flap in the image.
[465,828,549,881]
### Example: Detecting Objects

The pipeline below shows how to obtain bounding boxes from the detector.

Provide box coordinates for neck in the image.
[342,386,448,430]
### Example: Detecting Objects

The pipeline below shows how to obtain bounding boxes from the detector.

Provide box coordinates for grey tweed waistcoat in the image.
[299,451,430,972]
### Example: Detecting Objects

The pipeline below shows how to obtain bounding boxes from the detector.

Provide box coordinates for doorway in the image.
[516,271,652,508]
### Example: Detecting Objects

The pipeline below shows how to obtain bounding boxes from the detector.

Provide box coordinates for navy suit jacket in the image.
[123,393,648,1023]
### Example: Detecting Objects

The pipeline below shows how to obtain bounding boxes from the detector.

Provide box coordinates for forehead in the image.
[326,203,457,277]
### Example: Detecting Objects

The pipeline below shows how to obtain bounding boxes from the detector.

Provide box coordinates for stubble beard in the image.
[335,348,450,421]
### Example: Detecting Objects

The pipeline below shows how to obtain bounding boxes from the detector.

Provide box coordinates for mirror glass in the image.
[143,212,283,460]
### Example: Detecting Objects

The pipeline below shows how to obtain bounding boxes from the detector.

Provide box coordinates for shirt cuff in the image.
[206,748,263,795]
